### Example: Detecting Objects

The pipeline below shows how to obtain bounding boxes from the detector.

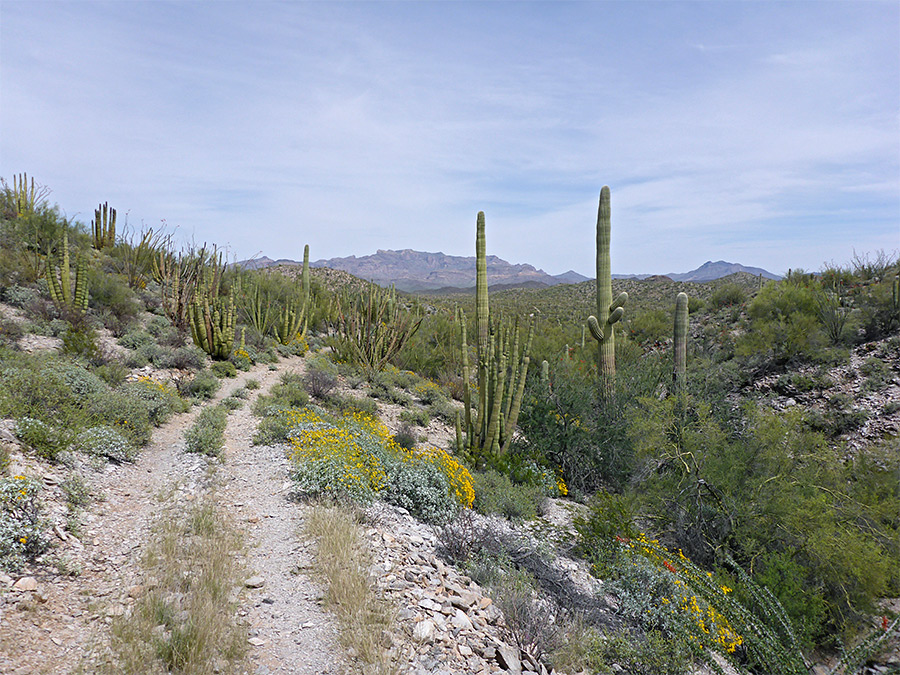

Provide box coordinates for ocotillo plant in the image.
[673,292,688,388]
[91,202,116,250]
[188,267,235,360]
[459,212,534,459]
[46,233,89,315]
[587,186,626,398]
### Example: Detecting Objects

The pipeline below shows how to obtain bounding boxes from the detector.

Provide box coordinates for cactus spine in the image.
[673,292,688,388]
[92,202,116,250]
[587,186,626,397]
[461,212,534,458]
[46,233,89,315]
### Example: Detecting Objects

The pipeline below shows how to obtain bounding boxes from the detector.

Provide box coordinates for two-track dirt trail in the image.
[0,355,345,675]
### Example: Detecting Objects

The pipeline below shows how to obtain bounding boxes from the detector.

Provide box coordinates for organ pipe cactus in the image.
[188,267,235,360]
[46,233,89,315]
[587,186,626,397]
[673,292,688,388]
[91,202,116,250]
[460,212,534,458]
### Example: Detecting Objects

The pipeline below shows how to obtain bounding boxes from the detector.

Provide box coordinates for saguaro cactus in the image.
[673,292,688,388]
[92,202,116,250]
[587,186,626,397]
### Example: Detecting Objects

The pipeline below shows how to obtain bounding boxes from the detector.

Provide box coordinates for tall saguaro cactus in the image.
[460,212,534,459]
[587,186,626,397]
[92,202,117,250]
[673,292,689,388]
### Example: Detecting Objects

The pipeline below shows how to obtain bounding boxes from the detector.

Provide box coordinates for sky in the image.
[1,1,898,277]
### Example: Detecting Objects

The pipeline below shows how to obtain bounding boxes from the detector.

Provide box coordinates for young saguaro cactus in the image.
[92,202,116,250]
[587,186,627,397]
[673,292,689,388]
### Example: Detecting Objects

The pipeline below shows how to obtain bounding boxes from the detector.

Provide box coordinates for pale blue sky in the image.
[1,1,898,276]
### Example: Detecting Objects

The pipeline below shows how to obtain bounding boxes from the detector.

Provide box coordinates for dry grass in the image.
[305,503,398,675]
[87,486,247,674]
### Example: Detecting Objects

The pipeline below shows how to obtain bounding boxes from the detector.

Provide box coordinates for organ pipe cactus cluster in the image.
[274,245,311,345]
[91,202,116,250]
[587,186,626,397]
[458,212,534,458]
[673,292,688,388]
[46,233,89,315]
[188,267,235,360]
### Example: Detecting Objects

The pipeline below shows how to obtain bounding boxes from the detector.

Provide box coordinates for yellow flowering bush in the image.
[282,407,473,523]
[0,475,48,571]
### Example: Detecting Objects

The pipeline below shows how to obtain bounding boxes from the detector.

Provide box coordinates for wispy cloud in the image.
[1,1,896,276]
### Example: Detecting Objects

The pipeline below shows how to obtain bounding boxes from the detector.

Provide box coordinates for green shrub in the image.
[122,377,189,425]
[709,283,747,310]
[574,491,638,576]
[210,360,237,378]
[75,425,136,463]
[472,470,544,520]
[14,416,71,460]
[0,316,24,345]
[254,372,309,410]
[221,396,243,410]
[184,405,228,457]
[86,388,153,446]
[180,369,220,400]
[0,475,49,572]
[93,362,129,387]
[118,329,155,350]
[392,424,418,450]
[324,393,378,417]
[61,321,101,361]
[398,407,430,427]
[245,378,260,390]
[61,473,91,508]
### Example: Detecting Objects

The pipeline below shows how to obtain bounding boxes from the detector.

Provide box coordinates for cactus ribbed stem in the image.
[586,186,625,398]
[673,292,688,388]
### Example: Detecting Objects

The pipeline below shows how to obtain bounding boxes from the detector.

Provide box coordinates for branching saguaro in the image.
[586,186,626,399]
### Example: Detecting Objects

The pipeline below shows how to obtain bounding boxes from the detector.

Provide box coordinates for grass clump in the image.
[184,405,229,458]
[305,503,397,675]
[180,369,220,401]
[98,489,247,674]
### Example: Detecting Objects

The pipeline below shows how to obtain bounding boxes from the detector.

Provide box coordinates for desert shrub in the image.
[324,392,378,417]
[0,475,49,571]
[61,473,91,508]
[75,425,136,463]
[14,416,72,460]
[244,378,260,390]
[118,328,155,350]
[398,407,429,427]
[552,626,694,675]
[284,407,473,523]
[255,371,309,410]
[122,376,188,425]
[0,315,24,345]
[221,396,243,410]
[61,321,101,361]
[184,404,228,457]
[210,360,237,379]
[412,379,445,405]
[86,388,153,446]
[574,491,638,576]
[180,369,220,400]
[52,362,109,398]
[303,354,338,399]
[472,470,545,520]
[392,423,418,450]
[626,309,669,345]
[155,344,207,371]
[0,361,91,436]
[1,285,40,308]
[709,283,746,310]
[87,270,140,333]
[93,361,129,387]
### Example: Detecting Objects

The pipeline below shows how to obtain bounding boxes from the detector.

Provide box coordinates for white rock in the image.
[13,576,37,592]
[413,619,436,643]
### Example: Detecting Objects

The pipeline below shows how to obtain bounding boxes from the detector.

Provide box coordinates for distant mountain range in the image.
[236,251,777,292]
